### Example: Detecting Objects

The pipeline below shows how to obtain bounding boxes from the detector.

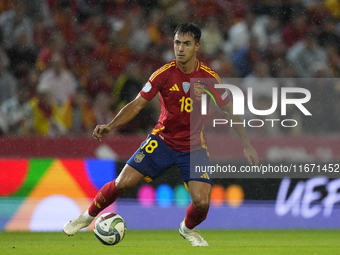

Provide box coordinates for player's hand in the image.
[92,124,111,142]
[244,145,259,166]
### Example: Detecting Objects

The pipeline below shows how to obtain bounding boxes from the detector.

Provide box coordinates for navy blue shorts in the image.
[126,134,212,185]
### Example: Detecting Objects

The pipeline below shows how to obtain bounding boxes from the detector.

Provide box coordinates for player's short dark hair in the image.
[174,22,201,43]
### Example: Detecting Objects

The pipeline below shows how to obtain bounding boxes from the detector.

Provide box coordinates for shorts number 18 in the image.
[141,137,158,153]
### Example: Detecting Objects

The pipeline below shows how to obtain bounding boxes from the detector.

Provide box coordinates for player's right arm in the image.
[92,93,150,141]
[93,62,168,141]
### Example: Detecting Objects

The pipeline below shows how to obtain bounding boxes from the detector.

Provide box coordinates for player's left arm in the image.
[219,102,260,166]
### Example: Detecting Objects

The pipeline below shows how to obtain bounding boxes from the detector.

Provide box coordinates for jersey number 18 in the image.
[179,96,193,113]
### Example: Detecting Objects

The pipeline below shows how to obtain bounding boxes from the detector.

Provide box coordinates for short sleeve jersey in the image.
[140,59,230,152]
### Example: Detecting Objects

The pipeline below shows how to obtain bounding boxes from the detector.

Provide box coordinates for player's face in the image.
[174,33,201,65]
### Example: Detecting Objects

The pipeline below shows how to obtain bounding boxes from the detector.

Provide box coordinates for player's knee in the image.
[192,199,210,211]
[114,179,130,193]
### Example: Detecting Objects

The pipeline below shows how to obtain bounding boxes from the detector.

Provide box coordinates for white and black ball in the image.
[93,213,126,246]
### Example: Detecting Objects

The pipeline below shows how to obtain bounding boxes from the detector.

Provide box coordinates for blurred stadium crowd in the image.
[0,0,339,137]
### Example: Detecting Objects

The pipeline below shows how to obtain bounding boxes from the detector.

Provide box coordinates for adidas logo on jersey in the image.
[169,84,180,91]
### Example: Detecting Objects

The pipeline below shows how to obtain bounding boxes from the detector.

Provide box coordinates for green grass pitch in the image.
[1,230,339,255]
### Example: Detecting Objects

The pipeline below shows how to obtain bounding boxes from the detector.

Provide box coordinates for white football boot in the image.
[63,213,93,236]
[179,221,209,246]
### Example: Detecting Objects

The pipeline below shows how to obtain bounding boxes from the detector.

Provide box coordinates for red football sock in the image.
[184,202,209,229]
[88,179,123,217]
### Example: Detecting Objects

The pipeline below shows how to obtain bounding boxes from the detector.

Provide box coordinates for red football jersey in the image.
[140,59,230,152]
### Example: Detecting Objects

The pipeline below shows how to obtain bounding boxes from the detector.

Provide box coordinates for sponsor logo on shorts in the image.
[134,151,145,163]
[143,176,153,182]
[200,173,210,179]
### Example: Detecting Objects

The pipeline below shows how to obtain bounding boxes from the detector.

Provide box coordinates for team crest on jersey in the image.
[194,83,204,97]
[134,151,145,163]
[182,82,190,93]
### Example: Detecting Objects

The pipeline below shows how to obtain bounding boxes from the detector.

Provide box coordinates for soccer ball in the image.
[93,213,127,245]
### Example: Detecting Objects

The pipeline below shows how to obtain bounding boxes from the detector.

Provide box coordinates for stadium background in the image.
[0,0,340,232]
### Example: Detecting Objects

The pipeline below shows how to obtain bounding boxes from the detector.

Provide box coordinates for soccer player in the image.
[64,22,259,246]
